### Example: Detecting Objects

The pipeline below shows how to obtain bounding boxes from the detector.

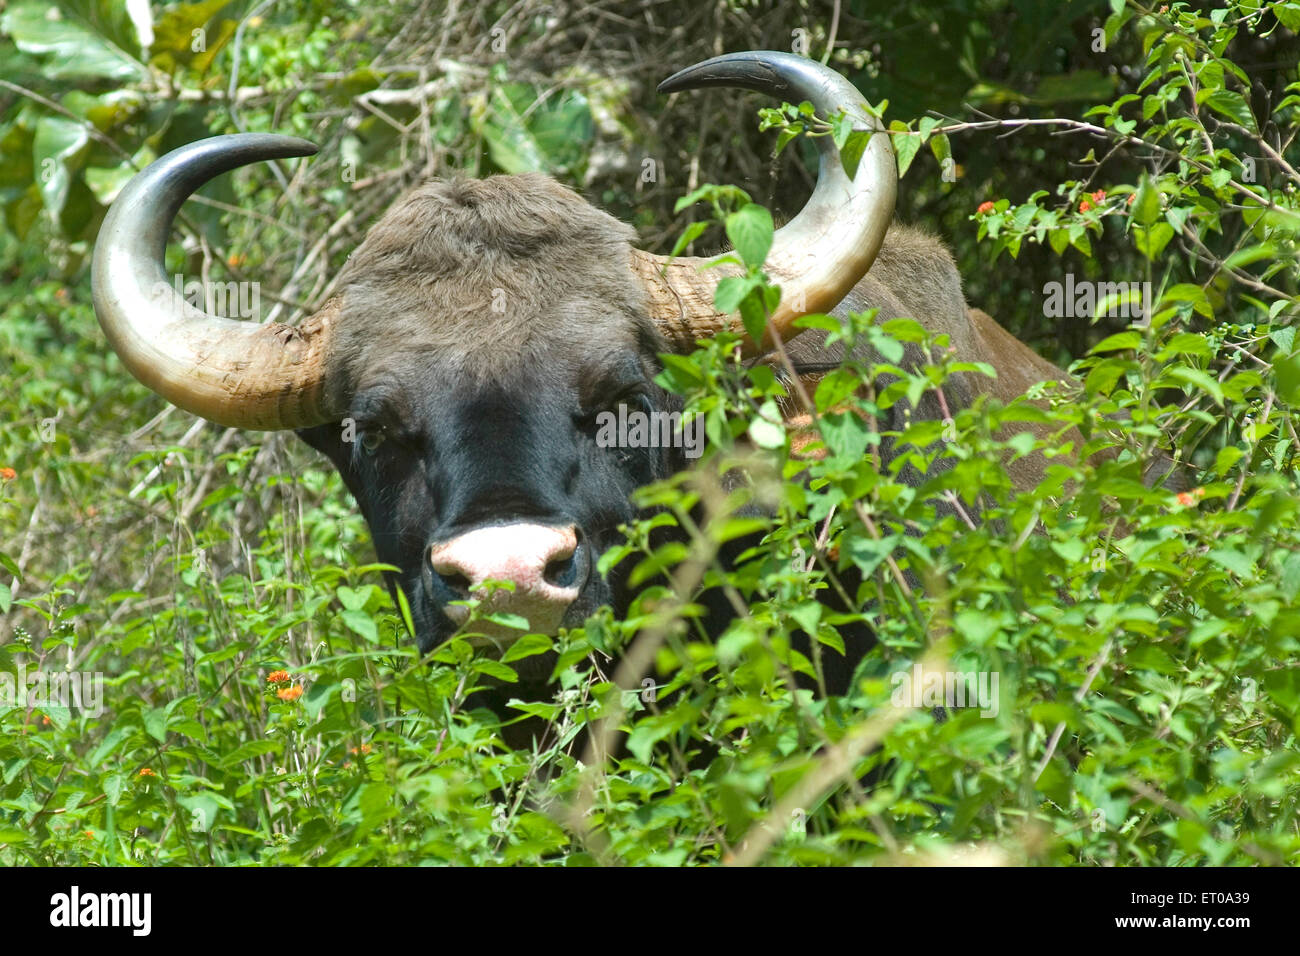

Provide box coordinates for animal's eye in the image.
[608,390,651,415]
[578,392,646,431]
[359,426,386,454]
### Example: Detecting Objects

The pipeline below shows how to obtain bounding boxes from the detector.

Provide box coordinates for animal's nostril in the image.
[439,569,472,599]
[543,552,578,590]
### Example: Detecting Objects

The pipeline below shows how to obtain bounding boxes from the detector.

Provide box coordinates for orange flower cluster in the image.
[976,200,995,215]
[0,467,15,481]
[349,743,373,756]
[1080,189,1106,212]
[277,685,303,702]
[1177,487,1208,507]
[267,669,290,684]
[139,767,155,777]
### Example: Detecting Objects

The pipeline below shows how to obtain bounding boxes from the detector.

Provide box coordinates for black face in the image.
[297,343,686,657]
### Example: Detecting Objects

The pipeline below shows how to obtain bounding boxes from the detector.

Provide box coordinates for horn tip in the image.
[657,52,751,94]
[656,73,688,95]
[658,51,801,95]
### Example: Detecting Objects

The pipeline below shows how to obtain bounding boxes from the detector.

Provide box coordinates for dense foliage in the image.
[1,0,1297,865]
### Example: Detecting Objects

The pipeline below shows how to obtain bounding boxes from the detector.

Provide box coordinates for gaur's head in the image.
[90,52,896,655]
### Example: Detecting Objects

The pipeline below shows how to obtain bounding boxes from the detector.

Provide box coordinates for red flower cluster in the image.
[976,200,995,215]
[1080,189,1106,212]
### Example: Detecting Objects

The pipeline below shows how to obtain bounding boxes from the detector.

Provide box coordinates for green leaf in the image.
[713,274,762,314]
[1132,175,1161,226]
[881,317,928,342]
[1157,283,1212,317]
[0,550,19,581]
[1134,222,1174,260]
[1158,333,1211,358]
[1049,228,1070,255]
[725,204,774,271]
[336,585,372,611]
[178,793,221,833]
[954,609,1003,646]
[1164,366,1224,404]
[358,781,394,824]
[88,724,134,767]
[889,122,920,178]
[220,739,281,768]
[844,533,902,577]
[1274,2,1300,30]
[839,128,873,180]
[667,220,709,259]
[340,609,378,643]
[749,404,786,449]
[2,2,146,82]
[1090,331,1143,354]
[478,85,593,174]
[657,353,705,387]
[814,367,866,412]
[1207,548,1255,579]
[737,284,780,344]
[103,772,123,807]
[1214,445,1244,476]
[473,658,518,682]
[483,611,529,631]
[1203,90,1258,134]
[32,117,89,217]
[1275,350,1300,405]
[501,633,553,663]
[1224,243,1277,270]
[1085,358,1128,395]
[149,0,231,72]
[392,583,417,641]
[144,706,169,744]
[928,132,952,168]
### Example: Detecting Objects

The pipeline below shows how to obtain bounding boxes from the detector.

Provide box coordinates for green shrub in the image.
[0,0,1297,865]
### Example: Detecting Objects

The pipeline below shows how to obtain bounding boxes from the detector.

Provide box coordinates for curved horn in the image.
[633,51,897,353]
[91,134,341,430]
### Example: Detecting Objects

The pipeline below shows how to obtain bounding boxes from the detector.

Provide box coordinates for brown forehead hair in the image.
[325,172,656,391]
